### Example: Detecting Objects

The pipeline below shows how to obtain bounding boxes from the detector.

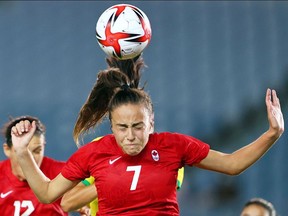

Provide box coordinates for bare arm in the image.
[196,89,284,175]
[61,182,97,212]
[11,121,79,203]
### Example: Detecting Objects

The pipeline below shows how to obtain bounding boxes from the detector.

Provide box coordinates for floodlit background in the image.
[0,1,287,215]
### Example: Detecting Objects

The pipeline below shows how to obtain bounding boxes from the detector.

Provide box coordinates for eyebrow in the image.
[116,122,144,127]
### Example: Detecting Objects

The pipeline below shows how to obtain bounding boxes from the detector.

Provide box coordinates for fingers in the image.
[272,89,281,108]
[23,120,31,132]
[79,207,91,216]
[266,88,281,108]
[11,120,35,136]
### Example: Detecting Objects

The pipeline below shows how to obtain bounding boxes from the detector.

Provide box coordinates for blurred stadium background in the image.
[0,1,287,215]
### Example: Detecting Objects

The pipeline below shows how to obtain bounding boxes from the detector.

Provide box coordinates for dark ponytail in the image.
[73,56,147,145]
[106,55,145,88]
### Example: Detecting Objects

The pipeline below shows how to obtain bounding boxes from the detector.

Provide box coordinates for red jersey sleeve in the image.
[159,132,210,166]
[182,134,210,165]
[61,143,92,181]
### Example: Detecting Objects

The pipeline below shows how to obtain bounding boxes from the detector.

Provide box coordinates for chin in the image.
[123,145,142,156]
[128,152,139,156]
[125,149,141,156]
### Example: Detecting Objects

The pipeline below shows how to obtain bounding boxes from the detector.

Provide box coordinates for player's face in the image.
[241,204,270,216]
[7,134,45,181]
[111,103,153,156]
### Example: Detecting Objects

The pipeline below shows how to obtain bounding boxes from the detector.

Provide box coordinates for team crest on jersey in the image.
[151,150,159,161]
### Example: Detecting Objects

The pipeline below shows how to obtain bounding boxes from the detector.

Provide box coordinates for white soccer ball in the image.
[96,4,152,60]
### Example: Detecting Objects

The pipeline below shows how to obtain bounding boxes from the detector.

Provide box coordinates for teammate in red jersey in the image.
[10,57,284,215]
[0,115,68,216]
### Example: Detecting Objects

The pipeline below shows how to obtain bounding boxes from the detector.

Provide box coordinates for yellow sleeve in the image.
[89,199,98,216]
[82,176,95,186]
[176,167,184,191]
[81,176,97,216]
[83,136,104,216]
[92,136,103,142]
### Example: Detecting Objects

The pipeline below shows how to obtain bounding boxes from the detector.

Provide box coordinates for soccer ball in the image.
[96,4,152,60]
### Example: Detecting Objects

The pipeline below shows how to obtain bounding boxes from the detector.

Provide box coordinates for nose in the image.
[126,128,135,141]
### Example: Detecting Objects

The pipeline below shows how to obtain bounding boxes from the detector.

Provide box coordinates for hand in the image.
[266,88,284,137]
[11,120,36,153]
[77,206,91,216]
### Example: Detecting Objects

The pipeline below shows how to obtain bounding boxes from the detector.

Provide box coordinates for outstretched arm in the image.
[196,89,284,175]
[11,120,79,203]
[61,182,97,212]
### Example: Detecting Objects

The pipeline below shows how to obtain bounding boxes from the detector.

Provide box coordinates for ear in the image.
[3,143,12,158]
[149,113,155,133]
[149,121,154,134]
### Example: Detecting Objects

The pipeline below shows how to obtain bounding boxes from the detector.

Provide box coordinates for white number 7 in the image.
[126,165,141,191]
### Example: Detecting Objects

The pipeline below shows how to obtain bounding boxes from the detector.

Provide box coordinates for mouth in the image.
[125,143,139,149]
[123,143,141,155]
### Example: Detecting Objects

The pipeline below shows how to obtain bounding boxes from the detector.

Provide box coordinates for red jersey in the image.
[0,157,68,216]
[62,132,210,216]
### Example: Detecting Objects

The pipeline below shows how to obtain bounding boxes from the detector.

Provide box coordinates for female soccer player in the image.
[60,57,185,215]
[241,197,277,216]
[10,57,284,215]
[0,115,68,215]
